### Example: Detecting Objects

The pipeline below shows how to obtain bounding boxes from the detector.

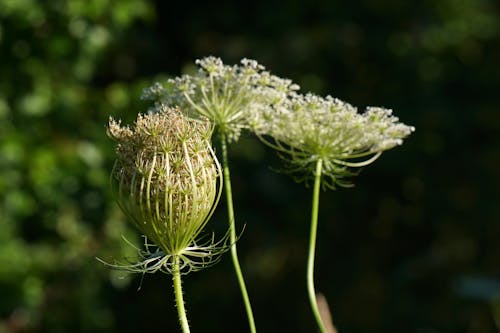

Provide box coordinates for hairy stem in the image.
[173,256,190,333]
[220,133,257,333]
[308,158,327,333]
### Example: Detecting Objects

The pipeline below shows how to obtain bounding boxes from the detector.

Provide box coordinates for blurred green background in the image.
[1,0,499,332]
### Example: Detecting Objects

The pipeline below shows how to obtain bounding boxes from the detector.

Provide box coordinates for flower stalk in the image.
[307,158,327,333]
[173,255,190,333]
[220,132,256,333]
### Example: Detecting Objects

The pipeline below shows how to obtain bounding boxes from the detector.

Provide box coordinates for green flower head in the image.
[106,106,225,274]
[142,56,299,142]
[252,93,415,188]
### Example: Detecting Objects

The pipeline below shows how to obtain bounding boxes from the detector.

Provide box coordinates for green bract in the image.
[252,93,415,188]
[142,56,299,142]
[106,106,224,274]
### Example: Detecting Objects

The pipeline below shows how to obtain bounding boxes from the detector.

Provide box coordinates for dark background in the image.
[1,0,499,332]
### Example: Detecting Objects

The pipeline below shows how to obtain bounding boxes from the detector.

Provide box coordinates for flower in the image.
[252,93,415,188]
[106,106,225,274]
[141,56,299,142]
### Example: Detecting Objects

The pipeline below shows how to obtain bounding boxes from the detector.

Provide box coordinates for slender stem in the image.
[173,256,190,333]
[307,158,327,333]
[220,132,257,333]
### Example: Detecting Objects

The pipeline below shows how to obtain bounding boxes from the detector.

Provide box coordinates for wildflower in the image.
[252,93,415,188]
[105,106,225,274]
[142,56,299,142]
[251,91,414,333]
[141,57,299,333]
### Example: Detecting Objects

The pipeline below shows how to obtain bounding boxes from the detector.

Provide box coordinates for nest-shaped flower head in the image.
[252,93,415,188]
[141,56,299,142]
[106,106,225,274]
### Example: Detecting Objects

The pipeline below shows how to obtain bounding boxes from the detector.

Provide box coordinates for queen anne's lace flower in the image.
[142,56,299,142]
[106,106,225,274]
[252,93,415,188]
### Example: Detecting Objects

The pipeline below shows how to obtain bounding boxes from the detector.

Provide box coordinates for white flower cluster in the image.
[142,57,299,141]
[252,93,415,187]
[142,56,414,187]
[142,56,299,142]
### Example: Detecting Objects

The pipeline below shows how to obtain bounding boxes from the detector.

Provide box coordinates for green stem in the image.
[173,256,190,333]
[307,158,327,333]
[220,133,257,333]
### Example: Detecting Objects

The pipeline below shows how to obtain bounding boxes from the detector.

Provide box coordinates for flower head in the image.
[106,106,225,274]
[252,93,415,188]
[142,56,299,142]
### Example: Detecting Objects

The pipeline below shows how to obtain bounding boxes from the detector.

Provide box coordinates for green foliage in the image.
[0,0,153,331]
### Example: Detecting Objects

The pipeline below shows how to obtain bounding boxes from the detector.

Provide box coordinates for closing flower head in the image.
[105,106,225,274]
